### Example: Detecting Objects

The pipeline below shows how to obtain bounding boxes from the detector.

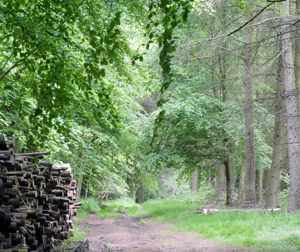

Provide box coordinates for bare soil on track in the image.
[76,212,259,252]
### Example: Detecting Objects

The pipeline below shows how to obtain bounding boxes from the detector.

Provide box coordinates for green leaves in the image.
[143,0,193,146]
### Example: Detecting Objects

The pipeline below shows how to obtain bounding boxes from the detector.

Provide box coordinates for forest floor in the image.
[75,211,259,252]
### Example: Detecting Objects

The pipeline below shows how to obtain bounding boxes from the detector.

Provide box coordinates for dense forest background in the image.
[1,0,300,213]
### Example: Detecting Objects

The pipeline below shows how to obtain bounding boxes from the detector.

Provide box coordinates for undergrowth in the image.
[76,197,137,219]
[69,224,86,241]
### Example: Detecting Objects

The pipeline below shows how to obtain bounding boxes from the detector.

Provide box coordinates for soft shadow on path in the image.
[76,212,258,252]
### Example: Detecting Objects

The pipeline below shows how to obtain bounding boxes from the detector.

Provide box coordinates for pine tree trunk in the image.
[265,56,285,208]
[244,3,256,202]
[281,0,300,213]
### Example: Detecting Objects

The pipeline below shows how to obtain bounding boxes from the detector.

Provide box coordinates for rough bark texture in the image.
[295,0,300,93]
[214,162,225,198]
[244,6,256,202]
[265,57,285,209]
[192,170,199,192]
[281,0,300,213]
[238,165,246,201]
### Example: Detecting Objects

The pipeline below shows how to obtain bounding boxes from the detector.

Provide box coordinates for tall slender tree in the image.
[265,55,285,209]
[281,0,300,213]
[244,2,256,202]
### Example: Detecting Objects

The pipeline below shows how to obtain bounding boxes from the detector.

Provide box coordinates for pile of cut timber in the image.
[194,208,281,214]
[0,134,82,252]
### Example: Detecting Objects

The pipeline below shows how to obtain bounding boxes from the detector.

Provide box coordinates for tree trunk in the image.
[262,168,270,192]
[281,1,300,213]
[256,169,263,202]
[206,176,212,186]
[238,165,246,201]
[214,162,225,198]
[244,3,256,202]
[13,137,21,154]
[132,181,140,200]
[76,157,85,199]
[192,170,199,192]
[224,157,233,206]
[281,0,300,213]
[295,0,300,95]
[85,168,92,199]
[229,157,235,190]
[265,56,285,209]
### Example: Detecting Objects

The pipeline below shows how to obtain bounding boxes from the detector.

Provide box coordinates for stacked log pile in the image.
[0,134,82,252]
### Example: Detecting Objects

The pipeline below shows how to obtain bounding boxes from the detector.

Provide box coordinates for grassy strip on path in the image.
[127,198,300,252]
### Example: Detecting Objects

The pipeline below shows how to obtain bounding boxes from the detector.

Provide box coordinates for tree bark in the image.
[224,157,232,206]
[206,176,212,186]
[265,56,285,209]
[294,0,300,94]
[132,181,140,200]
[76,155,85,199]
[256,169,263,202]
[214,162,225,198]
[262,168,269,192]
[281,0,300,213]
[238,165,246,201]
[192,170,199,192]
[244,3,256,202]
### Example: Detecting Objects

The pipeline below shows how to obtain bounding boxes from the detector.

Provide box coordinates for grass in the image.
[76,197,138,219]
[76,195,300,251]
[127,196,300,252]
[69,223,87,241]
[76,197,102,219]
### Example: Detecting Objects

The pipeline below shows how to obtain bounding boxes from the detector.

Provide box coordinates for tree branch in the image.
[0,49,16,75]
[0,48,37,82]
[227,2,278,37]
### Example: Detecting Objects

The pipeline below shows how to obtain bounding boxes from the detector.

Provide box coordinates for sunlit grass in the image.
[128,197,300,252]
[76,197,136,219]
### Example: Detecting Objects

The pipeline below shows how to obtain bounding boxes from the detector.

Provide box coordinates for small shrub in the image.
[76,198,101,218]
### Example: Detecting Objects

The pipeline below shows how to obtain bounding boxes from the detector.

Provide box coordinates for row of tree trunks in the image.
[0,134,81,251]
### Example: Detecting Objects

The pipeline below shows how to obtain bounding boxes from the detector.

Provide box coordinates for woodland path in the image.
[76,212,259,252]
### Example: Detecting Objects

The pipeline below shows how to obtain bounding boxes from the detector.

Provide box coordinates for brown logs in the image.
[0,134,80,252]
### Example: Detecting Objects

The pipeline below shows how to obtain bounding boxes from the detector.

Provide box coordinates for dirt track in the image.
[76,212,258,252]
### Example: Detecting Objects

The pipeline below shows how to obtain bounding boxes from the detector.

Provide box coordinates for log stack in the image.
[0,134,82,252]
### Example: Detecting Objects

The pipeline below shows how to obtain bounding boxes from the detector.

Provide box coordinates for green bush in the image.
[76,198,102,219]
